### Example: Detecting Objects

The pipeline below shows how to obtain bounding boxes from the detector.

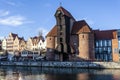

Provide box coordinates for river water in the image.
[0,66,120,80]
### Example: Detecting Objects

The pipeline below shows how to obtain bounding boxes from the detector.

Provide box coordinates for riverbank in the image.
[0,61,120,69]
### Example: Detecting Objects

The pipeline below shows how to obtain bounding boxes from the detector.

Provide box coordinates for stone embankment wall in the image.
[0,61,120,69]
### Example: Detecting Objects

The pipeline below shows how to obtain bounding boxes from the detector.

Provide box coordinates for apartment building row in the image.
[1,32,46,55]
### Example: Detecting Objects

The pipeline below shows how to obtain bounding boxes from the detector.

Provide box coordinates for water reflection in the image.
[0,66,120,80]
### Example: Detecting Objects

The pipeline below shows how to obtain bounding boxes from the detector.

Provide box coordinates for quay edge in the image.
[0,61,120,69]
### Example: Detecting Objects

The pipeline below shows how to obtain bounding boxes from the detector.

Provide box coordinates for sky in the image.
[0,0,120,40]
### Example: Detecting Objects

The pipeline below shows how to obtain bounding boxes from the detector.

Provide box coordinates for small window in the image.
[60,38,63,42]
[114,48,118,53]
[60,25,62,31]
[74,43,77,45]
[60,32,62,35]
[82,35,84,38]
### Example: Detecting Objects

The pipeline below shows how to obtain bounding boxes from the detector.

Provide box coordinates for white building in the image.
[2,38,7,50]
[38,39,46,50]
[27,36,46,51]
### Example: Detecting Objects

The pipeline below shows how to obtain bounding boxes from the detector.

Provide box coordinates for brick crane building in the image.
[46,6,120,62]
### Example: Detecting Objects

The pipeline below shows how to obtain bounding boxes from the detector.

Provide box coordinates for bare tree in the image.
[38,29,43,37]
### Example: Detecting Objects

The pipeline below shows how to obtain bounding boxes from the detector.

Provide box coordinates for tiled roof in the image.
[30,36,45,45]
[11,33,18,38]
[94,29,117,40]
[46,20,92,36]
[46,25,57,37]
[72,20,92,34]
[57,7,75,20]
[18,37,24,40]
[18,37,25,43]
[9,33,18,40]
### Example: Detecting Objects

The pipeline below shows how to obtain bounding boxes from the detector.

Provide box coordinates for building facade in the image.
[0,40,2,50]
[27,36,45,51]
[46,7,95,61]
[2,38,7,50]
[113,30,120,61]
[27,38,33,50]
[13,36,26,52]
[46,6,120,62]
[6,33,18,53]
[94,30,116,61]
[38,39,46,50]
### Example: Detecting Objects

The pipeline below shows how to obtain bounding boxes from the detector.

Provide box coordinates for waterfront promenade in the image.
[0,61,120,69]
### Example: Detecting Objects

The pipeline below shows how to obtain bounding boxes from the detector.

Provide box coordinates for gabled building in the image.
[2,38,7,50]
[46,6,120,62]
[6,33,18,53]
[19,39,26,51]
[27,36,45,51]
[27,37,33,50]
[38,39,46,50]
[46,6,94,61]
[13,36,26,52]
[32,36,41,50]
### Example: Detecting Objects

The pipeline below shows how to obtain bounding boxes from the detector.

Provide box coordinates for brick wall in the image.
[46,37,55,49]
[78,33,95,60]
[112,39,119,62]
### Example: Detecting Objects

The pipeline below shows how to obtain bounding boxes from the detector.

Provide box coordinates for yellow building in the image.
[27,36,44,51]
[6,33,18,53]
[13,36,26,52]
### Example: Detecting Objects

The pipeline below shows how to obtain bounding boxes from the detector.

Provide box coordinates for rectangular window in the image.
[60,25,62,31]
[60,38,63,42]
[100,54,103,60]
[103,47,107,53]
[108,40,111,46]
[108,47,111,53]
[60,32,62,35]
[96,54,99,60]
[104,40,107,46]
[96,41,99,47]
[99,40,102,47]
[95,48,99,53]
[104,54,108,61]
[114,48,119,53]
[99,48,102,53]
[102,40,105,47]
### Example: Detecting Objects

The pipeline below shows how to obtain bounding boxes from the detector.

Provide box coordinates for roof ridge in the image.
[57,6,75,20]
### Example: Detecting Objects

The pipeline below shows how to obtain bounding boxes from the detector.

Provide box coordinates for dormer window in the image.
[57,10,61,14]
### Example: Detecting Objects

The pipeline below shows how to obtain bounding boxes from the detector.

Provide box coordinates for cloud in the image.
[0,9,33,27]
[0,15,26,26]
[0,36,4,40]
[4,0,17,6]
[1,0,23,7]
[0,10,10,17]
